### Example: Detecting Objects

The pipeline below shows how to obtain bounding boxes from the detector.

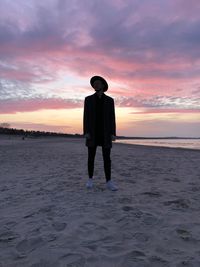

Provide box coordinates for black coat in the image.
[83,92,116,148]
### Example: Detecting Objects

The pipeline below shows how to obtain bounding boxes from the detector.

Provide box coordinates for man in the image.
[83,75,118,191]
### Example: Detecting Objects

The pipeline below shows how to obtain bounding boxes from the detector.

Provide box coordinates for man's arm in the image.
[111,98,116,137]
[83,97,88,135]
[83,97,91,138]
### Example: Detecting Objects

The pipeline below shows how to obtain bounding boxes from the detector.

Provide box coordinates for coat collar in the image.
[93,92,105,99]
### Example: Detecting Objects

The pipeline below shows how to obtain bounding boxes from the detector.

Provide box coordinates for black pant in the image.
[88,146,111,182]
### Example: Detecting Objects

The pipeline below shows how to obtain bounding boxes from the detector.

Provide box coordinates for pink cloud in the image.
[1,67,40,82]
[130,108,200,114]
[115,95,200,109]
[0,98,82,114]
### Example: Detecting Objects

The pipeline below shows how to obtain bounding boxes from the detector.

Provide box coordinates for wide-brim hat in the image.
[90,75,108,92]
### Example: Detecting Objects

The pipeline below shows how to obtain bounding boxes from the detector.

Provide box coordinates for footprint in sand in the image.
[60,252,86,266]
[1,221,17,228]
[121,207,144,221]
[164,177,180,182]
[0,230,19,243]
[101,244,127,254]
[189,185,200,193]
[81,222,97,231]
[16,236,45,254]
[148,255,170,267]
[163,199,190,209]
[176,259,200,267]
[30,259,59,267]
[42,233,57,243]
[79,222,103,239]
[38,205,54,214]
[122,206,133,212]
[118,197,132,204]
[141,213,159,226]
[82,242,98,252]
[126,250,146,258]
[133,232,150,242]
[23,211,37,219]
[142,191,162,198]
[120,250,147,267]
[52,221,67,231]
[176,228,193,241]
[120,171,132,178]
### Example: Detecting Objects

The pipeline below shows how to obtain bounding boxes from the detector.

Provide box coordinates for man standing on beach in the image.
[83,76,118,191]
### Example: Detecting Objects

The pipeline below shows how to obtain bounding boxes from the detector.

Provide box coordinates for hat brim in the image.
[90,76,108,92]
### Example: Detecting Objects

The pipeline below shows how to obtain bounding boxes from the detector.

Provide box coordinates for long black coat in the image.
[83,92,116,148]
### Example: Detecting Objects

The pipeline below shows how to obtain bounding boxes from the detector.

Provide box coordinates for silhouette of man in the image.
[83,76,118,191]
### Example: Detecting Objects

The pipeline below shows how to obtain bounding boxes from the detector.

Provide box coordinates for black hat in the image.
[90,76,108,92]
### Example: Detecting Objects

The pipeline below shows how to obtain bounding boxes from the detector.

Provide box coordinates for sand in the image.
[0,135,200,267]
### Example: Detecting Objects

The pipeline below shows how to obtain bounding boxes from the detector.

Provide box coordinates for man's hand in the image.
[84,133,91,139]
[111,135,116,141]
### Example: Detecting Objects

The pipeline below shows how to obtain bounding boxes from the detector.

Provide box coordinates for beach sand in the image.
[0,135,200,267]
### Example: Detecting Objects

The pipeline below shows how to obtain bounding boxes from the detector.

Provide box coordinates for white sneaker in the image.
[106,180,118,191]
[86,178,93,189]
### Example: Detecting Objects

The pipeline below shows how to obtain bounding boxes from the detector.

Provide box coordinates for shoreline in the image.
[1,134,200,151]
[0,135,200,152]
[114,141,200,152]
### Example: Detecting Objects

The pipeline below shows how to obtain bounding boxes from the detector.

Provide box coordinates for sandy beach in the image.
[0,135,200,267]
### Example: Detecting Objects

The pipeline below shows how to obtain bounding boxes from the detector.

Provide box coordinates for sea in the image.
[115,139,200,150]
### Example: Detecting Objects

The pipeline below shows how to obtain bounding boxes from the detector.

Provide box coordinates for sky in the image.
[0,0,200,137]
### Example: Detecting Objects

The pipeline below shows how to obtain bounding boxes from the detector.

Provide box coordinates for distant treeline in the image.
[0,126,199,139]
[0,127,83,138]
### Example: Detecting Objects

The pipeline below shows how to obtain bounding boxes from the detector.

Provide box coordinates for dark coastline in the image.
[0,127,199,140]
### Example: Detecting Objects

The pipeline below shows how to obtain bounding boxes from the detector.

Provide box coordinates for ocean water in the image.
[115,139,200,150]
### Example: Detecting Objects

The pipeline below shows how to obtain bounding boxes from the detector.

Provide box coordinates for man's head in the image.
[90,76,108,92]
[93,79,104,92]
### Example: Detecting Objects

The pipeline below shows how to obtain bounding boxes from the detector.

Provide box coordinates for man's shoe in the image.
[86,178,93,189]
[106,180,118,191]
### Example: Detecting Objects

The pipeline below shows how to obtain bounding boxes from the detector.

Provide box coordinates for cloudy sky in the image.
[0,0,200,137]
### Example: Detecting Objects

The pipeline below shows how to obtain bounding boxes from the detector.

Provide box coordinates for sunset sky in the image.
[0,0,200,137]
